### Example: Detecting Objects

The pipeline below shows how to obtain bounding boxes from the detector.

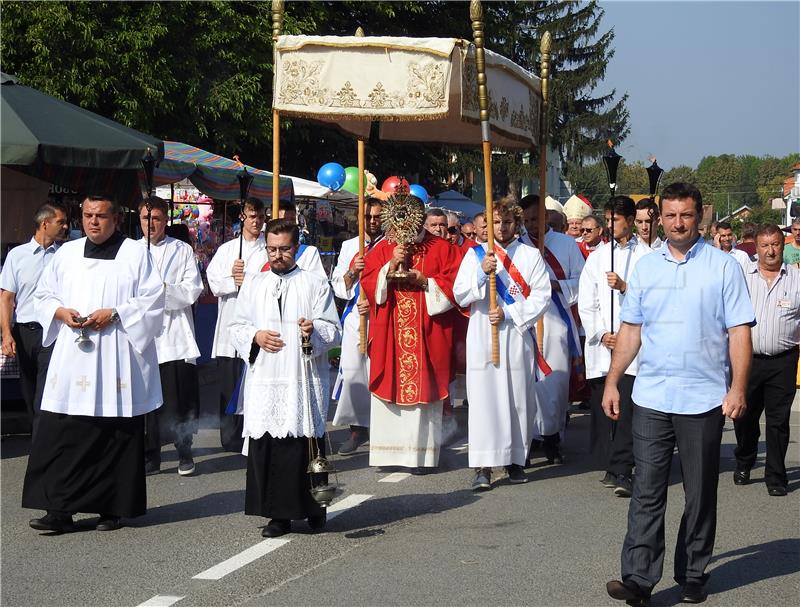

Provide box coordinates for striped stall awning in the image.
[154,141,294,202]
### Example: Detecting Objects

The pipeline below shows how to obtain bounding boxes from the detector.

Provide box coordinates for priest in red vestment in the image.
[360,205,461,474]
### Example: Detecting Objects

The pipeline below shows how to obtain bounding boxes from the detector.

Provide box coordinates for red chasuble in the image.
[361,233,460,405]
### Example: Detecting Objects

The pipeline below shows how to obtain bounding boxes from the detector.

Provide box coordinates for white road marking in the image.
[135,596,185,607]
[190,494,372,581]
[378,472,411,483]
[192,539,291,580]
[326,493,372,519]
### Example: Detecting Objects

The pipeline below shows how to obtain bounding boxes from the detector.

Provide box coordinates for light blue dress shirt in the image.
[620,237,755,414]
[0,238,60,323]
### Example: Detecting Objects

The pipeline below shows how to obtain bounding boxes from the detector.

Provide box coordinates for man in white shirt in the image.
[579,196,650,498]
[206,198,267,452]
[139,197,203,476]
[331,199,383,454]
[717,221,751,269]
[634,199,663,251]
[1,202,68,431]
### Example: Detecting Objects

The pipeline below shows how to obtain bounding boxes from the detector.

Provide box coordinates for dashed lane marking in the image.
[135,595,185,607]
[190,494,372,581]
[378,472,411,483]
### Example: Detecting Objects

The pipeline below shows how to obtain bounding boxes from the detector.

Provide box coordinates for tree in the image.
[1,1,628,192]
[662,165,697,188]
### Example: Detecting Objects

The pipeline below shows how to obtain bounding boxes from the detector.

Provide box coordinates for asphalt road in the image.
[2,403,798,607]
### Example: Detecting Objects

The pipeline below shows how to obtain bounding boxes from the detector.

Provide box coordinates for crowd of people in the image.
[1,182,798,605]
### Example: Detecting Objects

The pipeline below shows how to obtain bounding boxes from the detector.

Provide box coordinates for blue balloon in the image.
[409,184,429,202]
[317,162,347,191]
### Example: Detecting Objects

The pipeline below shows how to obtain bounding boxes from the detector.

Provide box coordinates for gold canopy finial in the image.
[469,0,483,21]
[355,26,365,37]
[272,0,285,42]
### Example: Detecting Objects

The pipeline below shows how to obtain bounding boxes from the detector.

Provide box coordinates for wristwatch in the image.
[347,269,358,280]
[110,308,120,324]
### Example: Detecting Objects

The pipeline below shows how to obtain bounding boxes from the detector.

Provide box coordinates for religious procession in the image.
[1,2,798,606]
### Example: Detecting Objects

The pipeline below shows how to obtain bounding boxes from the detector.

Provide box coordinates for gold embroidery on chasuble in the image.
[395,291,419,404]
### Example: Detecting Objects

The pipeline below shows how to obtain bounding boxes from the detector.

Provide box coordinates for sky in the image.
[598,0,799,169]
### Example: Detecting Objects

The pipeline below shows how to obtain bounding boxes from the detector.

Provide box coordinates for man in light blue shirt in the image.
[0,202,68,429]
[602,183,754,607]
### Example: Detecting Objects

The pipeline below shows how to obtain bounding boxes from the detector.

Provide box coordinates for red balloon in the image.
[381,176,410,194]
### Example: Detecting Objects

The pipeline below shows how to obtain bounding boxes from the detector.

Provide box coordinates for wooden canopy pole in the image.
[536,31,551,353]
[470,0,499,366]
[355,26,368,354]
[271,0,285,220]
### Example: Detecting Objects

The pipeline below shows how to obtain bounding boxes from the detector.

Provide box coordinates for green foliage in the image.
[0,0,628,194]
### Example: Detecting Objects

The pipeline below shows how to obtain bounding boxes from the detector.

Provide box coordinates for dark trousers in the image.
[589,374,635,476]
[217,356,244,452]
[145,360,200,463]
[622,404,724,592]
[734,347,799,487]
[11,322,53,433]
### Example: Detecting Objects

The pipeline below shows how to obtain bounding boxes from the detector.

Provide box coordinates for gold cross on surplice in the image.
[76,376,91,392]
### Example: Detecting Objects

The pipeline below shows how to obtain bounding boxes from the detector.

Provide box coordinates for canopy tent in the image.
[273,36,541,150]
[429,190,484,219]
[0,73,163,203]
[154,141,294,201]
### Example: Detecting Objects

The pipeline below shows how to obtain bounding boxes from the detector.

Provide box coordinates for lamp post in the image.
[645,157,664,246]
[601,140,622,337]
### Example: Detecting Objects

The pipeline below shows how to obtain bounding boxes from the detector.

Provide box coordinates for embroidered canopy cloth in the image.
[273,36,542,150]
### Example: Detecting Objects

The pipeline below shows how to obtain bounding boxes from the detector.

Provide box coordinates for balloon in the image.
[317,162,347,191]
[381,176,410,194]
[191,207,200,218]
[342,166,361,195]
[409,184,429,202]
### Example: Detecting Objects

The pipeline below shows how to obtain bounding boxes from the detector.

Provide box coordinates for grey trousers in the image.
[621,403,724,592]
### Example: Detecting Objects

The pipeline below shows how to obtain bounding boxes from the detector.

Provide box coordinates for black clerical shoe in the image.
[733,468,750,486]
[307,513,327,531]
[96,516,121,532]
[545,450,565,465]
[767,484,788,497]
[262,519,291,538]
[145,459,161,476]
[600,472,617,488]
[606,579,650,607]
[679,582,708,603]
[410,466,438,476]
[614,474,633,498]
[29,512,76,534]
[505,464,528,484]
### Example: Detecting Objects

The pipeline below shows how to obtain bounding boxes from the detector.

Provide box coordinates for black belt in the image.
[753,346,799,360]
[16,322,42,330]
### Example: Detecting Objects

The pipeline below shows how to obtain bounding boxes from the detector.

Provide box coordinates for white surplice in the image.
[140,236,202,364]
[454,240,551,467]
[330,235,380,428]
[520,229,584,436]
[229,267,341,442]
[34,238,165,417]
[578,237,650,380]
[206,235,268,359]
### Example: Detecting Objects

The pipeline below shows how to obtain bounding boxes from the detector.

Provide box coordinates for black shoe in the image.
[338,429,369,455]
[178,456,196,476]
[96,516,121,532]
[600,472,617,488]
[410,466,437,476]
[471,468,492,491]
[767,484,788,496]
[29,512,75,534]
[733,468,750,486]
[614,474,633,498]
[506,464,528,484]
[545,451,564,465]
[262,519,291,538]
[527,439,541,460]
[307,513,327,531]
[606,579,650,606]
[145,459,161,476]
[679,582,707,603]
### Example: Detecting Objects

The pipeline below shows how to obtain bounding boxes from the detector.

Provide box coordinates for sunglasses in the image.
[447,226,459,234]
[581,227,598,233]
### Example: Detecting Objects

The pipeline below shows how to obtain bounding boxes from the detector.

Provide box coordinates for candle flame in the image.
[648,155,657,164]
[606,139,614,149]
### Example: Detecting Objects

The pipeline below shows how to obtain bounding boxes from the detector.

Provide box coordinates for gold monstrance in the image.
[382,186,425,282]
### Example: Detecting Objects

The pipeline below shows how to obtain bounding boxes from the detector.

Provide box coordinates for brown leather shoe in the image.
[606,579,651,606]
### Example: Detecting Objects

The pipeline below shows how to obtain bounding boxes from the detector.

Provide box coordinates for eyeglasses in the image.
[447,226,459,234]
[367,214,382,221]
[266,246,294,254]
[581,227,598,233]
[462,231,476,238]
